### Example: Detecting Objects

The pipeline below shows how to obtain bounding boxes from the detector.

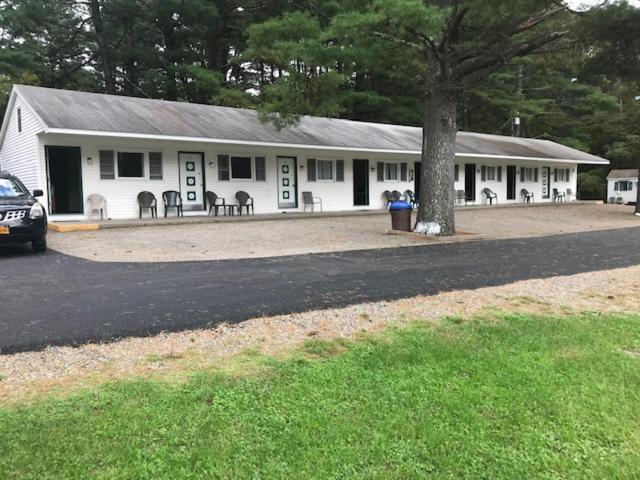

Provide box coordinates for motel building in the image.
[0,85,609,221]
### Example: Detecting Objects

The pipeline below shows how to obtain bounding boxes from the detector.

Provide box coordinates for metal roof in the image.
[607,169,638,179]
[14,85,608,164]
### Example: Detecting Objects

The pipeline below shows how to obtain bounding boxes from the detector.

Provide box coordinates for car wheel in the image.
[32,237,47,253]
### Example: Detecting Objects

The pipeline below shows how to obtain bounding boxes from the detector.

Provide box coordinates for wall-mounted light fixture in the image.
[370,167,376,172]
[300,164,305,169]
[208,162,215,168]
[86,157,93,166]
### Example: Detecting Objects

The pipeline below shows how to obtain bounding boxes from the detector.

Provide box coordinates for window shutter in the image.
[534,168,539,182]
[336,160,344,182]
[377,162,384,182]
[565,168,570,183]
[554,168,558,182]
[481,165,486,181]
[218,154,230,181]
[614,181,619,190]
[520,168,525,182]
[99,150,115,180]
[307,158,316,182]
[149,152,163,180]
[497,166,502,182]
[454,164,459,182]
[255,156,266,181]
[400,162,407,181]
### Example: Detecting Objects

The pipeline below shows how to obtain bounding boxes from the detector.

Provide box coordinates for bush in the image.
[577,169,607,200]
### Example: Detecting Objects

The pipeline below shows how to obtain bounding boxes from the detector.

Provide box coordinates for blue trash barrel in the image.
[389,201,412,231]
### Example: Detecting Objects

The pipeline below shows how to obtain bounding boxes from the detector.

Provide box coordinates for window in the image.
[318,160,333,180]
[17,108,22,133]
[231,156,252,179]
[615,181,633,191]
[99,150,115,180]
[385,163,398,181]
[486,166,496,181]
[255,156,266,181]
[521,167,537,182]
[149,152,163,180]
[117,152,144,178]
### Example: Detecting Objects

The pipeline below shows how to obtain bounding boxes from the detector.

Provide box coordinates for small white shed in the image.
[607,169,638,205]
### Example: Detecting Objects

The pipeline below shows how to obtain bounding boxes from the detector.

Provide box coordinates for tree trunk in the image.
[89,0,116,94]
[415,85,458,236]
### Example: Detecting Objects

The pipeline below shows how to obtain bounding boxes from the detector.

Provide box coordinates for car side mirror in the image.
[32,189,44,197]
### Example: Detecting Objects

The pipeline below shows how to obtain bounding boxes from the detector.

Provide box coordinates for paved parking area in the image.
[30,203,640,262]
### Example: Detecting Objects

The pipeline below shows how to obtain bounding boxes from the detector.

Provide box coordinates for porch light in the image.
[208,162,215,168]
[86,157,94,165]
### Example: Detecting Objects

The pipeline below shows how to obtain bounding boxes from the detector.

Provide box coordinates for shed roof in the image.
[11,85,608,164]
[607,169,638,179]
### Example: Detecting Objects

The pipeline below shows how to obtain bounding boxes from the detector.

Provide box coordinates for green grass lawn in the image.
[2,312,640,479]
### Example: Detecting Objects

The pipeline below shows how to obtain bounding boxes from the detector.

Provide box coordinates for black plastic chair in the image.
[235,191,254,215]
[521,188,534,203]
[483,188,498,205]
[162,190,184,217]
[302,191,322,212]
[205,191,226,216]
[553,188,565,203]
[137,191,157,219]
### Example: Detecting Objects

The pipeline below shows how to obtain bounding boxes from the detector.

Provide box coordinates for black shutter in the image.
[481,165,486,181]
[377,162,384,181]
[254,156,266,181]
[218,155,230,181]
[307,158,316,182]
[497,166,502,182]
[149,152,163,180]
[554,168,558,182]
[520,168,525,182]
[400,162,407,181]
[534,168,539,182]
[99,150,115,180]
[566,168,570,183]
[454,164,459,182]
[336,160,344,182]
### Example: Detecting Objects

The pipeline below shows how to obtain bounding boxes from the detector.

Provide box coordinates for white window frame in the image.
[384,161,399,181]
[557,169,566,182]
[229,154,254,181]
[316,159,334,181]
[523,168,534,182]
[98,148,167,181]
[486,166,496,181]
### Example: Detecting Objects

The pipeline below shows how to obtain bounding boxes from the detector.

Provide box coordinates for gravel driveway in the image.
[44,204,640,262]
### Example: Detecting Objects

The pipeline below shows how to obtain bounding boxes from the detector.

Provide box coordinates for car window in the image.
[0,178,28,199]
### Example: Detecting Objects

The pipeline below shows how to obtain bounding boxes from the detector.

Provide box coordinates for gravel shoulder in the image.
[2,263,639,405]
[46,204,640,262]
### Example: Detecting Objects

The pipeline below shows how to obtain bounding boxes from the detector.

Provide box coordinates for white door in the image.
[277,156,297,208]
[179,152,204,211]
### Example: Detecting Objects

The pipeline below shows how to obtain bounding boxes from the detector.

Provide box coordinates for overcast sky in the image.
[567,0,640,9]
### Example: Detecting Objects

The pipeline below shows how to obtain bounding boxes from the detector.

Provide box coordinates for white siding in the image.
[607,178,637,204]
[39,133,582,220]
[0,95,44,191]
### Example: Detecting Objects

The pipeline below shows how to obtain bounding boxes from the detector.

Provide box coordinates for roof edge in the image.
[41,128,608,164]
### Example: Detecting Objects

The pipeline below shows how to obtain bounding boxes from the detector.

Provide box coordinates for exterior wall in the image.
[38,133,581,220]
[0,94,44,192]
[452,158,578,204]
[607,178,638,204]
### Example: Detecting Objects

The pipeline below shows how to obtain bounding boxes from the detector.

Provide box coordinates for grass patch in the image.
[2,312,640,479]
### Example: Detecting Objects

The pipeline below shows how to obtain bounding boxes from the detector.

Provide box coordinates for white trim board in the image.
[40,129,606,165]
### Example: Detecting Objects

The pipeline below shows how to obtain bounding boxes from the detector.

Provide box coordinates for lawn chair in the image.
[383,190,402,208]
[302,191,322,212]
[86,193,107,220]
[137,191,158,219]
[162,190,184,217]
[521,188,534,204]
[483,187,498,205]
[553,188,565,203]
[566,188,575,201]
[454,189,466,206]
[205,191,226,216]
[403,190,417,208]
[235,191,254,215]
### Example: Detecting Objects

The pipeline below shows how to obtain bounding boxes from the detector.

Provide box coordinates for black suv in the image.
[0,171,47,253]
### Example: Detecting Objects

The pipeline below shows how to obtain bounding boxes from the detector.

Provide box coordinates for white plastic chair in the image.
[86,193,107,220]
